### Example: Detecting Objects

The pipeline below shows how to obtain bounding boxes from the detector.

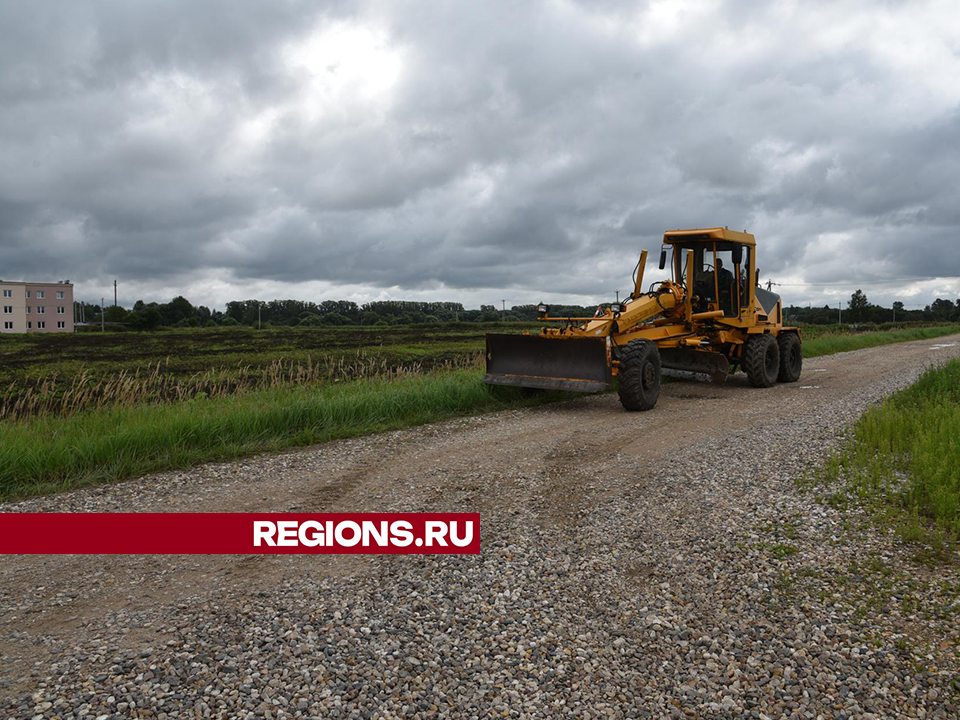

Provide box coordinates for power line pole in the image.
[113,280,117,307]
[101,297,105,332]
[500,299,506,321]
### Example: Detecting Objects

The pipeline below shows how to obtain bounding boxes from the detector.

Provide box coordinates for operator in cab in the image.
[716,258,735,315]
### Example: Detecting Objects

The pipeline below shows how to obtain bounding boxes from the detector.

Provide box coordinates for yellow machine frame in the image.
[484,228,802,410]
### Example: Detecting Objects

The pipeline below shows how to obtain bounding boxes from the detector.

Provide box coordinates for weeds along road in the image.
[2,334,960,718]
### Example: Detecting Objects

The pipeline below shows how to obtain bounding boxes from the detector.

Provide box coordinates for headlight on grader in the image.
[537,303,549,317]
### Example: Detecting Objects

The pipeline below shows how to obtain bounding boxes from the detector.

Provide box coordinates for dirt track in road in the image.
[2,334,959,717]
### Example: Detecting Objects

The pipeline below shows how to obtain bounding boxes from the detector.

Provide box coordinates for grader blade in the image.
[659,348,730,384]
[484,334,611,393]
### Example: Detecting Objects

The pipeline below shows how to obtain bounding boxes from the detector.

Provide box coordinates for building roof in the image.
[0,280,72,286]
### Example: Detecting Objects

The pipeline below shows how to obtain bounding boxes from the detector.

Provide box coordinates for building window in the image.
[3,306,11,314]
[25,291,31,298]
[57,306,65,314]
[25,306,31,314]
[57,321,65,329]
[37,306,45,314]
[2,290,10,298]
[3,322,12,330]
[36,291,44,299]
[26,322,32,329]
[56,291,65,299]
[37,321,45,329]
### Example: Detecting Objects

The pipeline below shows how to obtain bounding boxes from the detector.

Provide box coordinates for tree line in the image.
[79,290,960,330]
[787,290,960,325]
[81,298,602,329]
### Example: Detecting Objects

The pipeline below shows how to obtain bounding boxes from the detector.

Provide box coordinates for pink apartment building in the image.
[0,280,74,334]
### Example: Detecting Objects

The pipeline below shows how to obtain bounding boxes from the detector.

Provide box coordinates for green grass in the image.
[0,370,553,500]
[802,325,960,358]
[1,323,957,501]
[822,357,960,545]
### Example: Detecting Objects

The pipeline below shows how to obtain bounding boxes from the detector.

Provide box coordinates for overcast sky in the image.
[1,0,959,311]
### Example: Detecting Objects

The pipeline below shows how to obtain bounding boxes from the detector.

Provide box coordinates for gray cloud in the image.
[1,0,958,310]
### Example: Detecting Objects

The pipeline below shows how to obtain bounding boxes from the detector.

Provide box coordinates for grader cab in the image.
[483,228,802,411]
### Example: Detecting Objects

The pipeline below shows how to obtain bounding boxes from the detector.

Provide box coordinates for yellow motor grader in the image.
[483,228,802,411]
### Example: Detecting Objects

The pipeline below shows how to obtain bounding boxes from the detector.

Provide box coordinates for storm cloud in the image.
[1,0,959,309]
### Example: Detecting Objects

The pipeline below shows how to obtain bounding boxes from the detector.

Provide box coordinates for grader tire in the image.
[744,334,780,388]
[777,332,802,383]
[617,339,661,411]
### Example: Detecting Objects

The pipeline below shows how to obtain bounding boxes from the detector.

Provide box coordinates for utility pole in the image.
[501,299,506,321]
[101,297,105,332]
[258,302,262,330]
[113,280,117,307]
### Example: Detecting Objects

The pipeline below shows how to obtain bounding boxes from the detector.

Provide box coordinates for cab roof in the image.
[662,227,755,247]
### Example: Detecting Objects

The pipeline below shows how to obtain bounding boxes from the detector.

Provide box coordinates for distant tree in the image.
[479,305,500,322]
[128,307,162,330]
[158,295,195,325]
[298,315,324,326]
[927,298,957,321]
[220,315,241,326]
[102,306,129,323]
[847,289,869,322]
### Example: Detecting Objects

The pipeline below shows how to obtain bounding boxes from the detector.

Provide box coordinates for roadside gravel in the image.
[2,335,959,719]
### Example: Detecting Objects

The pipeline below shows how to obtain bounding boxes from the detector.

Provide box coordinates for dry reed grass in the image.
[1,350,482,422]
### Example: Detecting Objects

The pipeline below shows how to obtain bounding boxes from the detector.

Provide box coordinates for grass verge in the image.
[802,324,959,358]
[820,357,960,548]
[2,325,957,501]
[0,371,554,501]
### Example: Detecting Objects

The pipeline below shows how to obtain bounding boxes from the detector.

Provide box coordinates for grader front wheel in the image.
[617,339,661,411]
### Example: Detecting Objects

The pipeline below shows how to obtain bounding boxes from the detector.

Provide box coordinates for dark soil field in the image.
[0,323,538,384]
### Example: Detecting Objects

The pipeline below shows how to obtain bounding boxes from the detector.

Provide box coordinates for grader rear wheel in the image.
[617,339,661,411]
[744,334,780,388]
[777,332,802,383]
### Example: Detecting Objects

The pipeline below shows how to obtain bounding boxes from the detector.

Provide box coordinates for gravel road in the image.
[2,335,960,719]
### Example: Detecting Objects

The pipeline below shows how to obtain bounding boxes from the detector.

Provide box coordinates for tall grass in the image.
[0,370,543,500]
[1,351,481,421]
[822,357,960,542]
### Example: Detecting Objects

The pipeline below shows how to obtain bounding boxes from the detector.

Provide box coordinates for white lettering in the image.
[276,520,298,546]
[424,521,448,547]
[253,521,276,546]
